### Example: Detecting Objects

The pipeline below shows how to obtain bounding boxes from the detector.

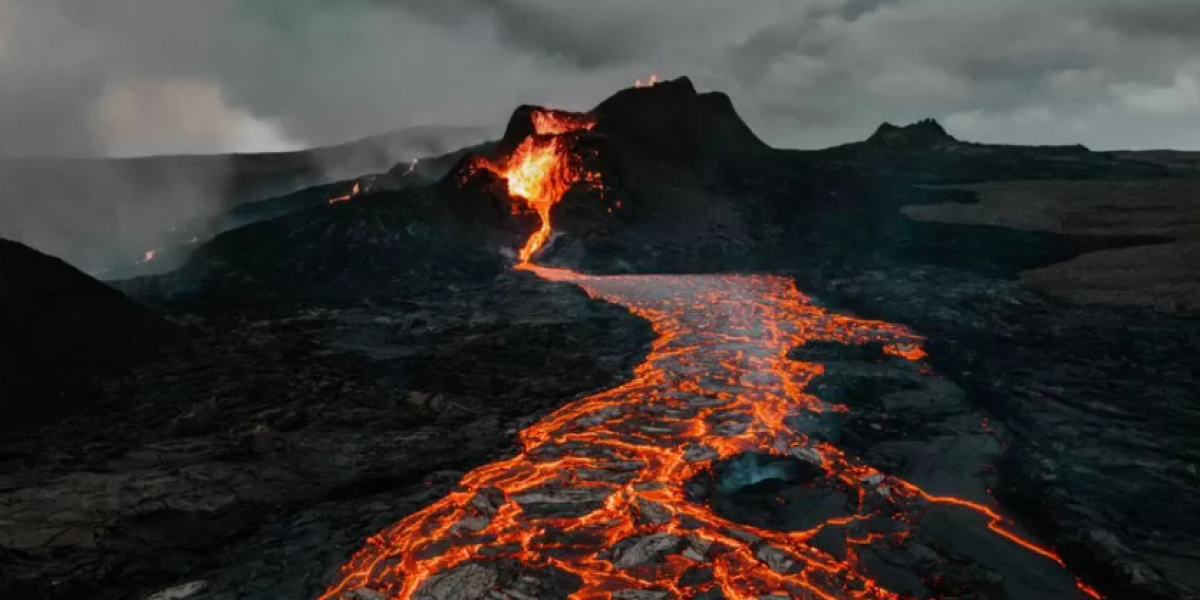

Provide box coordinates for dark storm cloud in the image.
[379,0,655,69]
[832,0,897,21]
[1,0,1198,156]
[1093,1,1200,40]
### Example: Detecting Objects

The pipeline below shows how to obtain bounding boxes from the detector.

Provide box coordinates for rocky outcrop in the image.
[867,118,958,147]
[0,239,175,434]
[591,76,770,159]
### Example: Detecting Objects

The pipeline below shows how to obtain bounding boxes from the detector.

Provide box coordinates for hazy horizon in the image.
[2,1,1198,157]
[2,99,1194,161]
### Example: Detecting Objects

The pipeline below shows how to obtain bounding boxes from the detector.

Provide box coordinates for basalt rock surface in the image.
[1,154,651,599]
[0,269,651,600]
[801,266,1200,600]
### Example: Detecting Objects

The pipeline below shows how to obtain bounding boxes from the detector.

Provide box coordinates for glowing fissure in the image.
[321,266,1082,600]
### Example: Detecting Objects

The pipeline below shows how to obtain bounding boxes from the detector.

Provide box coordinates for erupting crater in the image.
[465,108,601,264]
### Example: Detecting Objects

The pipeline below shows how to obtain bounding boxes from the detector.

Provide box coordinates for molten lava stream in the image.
[319,265,1091,600]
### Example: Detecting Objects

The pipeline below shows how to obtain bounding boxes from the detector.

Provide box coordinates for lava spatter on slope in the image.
[320,265,1088,600]
[531,110,597,136]
[330,181,362,204]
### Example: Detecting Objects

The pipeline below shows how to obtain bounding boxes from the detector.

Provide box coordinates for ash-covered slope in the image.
[0,239,175,433]
[0,125,488,276]
[122,175,533,311]
[209,140,500,239]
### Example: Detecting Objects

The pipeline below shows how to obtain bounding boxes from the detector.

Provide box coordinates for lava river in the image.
[320,265,1094,600]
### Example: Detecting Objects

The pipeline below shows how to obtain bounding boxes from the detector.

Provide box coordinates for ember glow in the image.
[1076,579,1103,600]
[320,267,1091,600]
[635,74,660,88]
[474,110,599,263]
[330,181,361,204]
[881,343,927,362]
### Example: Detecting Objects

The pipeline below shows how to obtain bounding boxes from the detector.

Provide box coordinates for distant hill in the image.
[866,118,959,147]
[1107,149,1200,172]
[807,117,1159,184]
[0,125,489,275]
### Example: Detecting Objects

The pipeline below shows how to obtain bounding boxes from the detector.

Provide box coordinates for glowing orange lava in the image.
[532,109,597,136]
[330,181,361,204]
[882,343,926,362]
[320,266,1090,600]
[475,111,598,263]
[1076,579,1103,600]
[635,74,660,88]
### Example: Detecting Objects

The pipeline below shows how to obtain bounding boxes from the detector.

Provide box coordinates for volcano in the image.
[2,77,1198,600]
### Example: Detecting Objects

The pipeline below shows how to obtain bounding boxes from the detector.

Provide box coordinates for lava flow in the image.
[330,181,362,204]
[320,264,1090,600]
[471,109,600,263]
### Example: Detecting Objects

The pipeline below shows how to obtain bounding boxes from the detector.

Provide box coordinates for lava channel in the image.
[319,265,1094,600]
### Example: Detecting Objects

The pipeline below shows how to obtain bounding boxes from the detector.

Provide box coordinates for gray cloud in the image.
[1093,1,1200,40]
[1,0,1199,157]
[378,0,660,69]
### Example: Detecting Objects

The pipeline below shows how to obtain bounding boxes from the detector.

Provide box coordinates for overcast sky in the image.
[1,0,1198,157]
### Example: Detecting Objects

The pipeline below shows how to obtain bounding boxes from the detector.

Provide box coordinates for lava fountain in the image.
[532,110,597,136]
[471,109,600,264]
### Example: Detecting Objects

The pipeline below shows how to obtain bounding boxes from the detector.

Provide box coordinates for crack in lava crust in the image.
[320,265,1080,600]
